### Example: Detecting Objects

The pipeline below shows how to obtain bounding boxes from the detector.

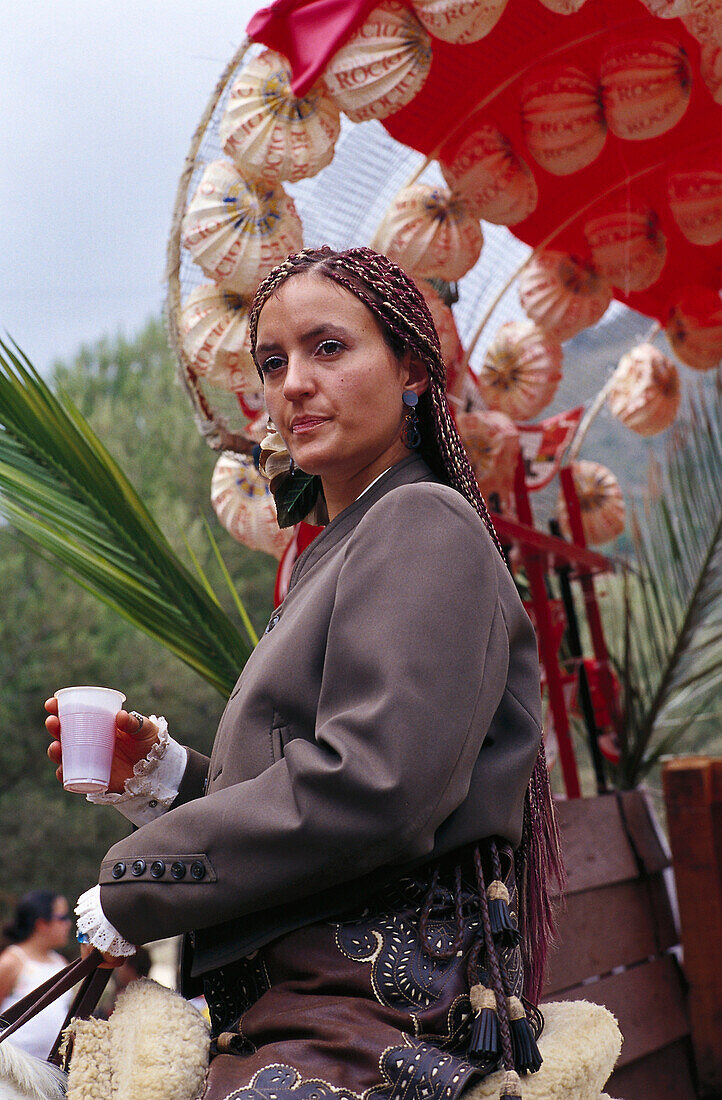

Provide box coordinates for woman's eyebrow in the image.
[257,324,350,354]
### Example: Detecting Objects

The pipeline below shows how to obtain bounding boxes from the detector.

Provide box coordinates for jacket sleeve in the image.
[98,485,510,945]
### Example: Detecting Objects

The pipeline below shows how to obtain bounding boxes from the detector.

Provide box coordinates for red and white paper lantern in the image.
[700,43,722,102]
[556,461,626,546]
[441,126,538,225]
[180,284,262,399]
[584,209,666,293]
[668,150,722,246]
[478,321,563,421]
[220,49,340,184]
[521,66,606,176]
[519,250,612,342]
[411,0,508,43]
[600,40,692,142]
[666,285,722,370]
[607,343,681,436]
[457,409,520,504]
[375,184,483,281]
[323,0,432,123]
[211,453,293,560]
[182,160,303,296]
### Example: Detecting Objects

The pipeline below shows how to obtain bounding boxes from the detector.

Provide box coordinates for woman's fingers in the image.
[45,696,59,716]
[115,710,158,744]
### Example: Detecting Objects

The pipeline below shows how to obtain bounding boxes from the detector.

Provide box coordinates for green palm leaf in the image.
[609,372,722,786]
[0,339,253,697]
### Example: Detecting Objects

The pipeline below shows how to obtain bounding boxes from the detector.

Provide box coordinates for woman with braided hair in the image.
[45,246,561,1100]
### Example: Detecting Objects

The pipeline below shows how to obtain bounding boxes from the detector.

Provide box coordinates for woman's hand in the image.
[45,699,160,794]
[79,941,129,969]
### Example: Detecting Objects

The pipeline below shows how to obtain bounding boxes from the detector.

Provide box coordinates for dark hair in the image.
[127,945,152,978]
[3,891,59,944]
[248,245,503,554]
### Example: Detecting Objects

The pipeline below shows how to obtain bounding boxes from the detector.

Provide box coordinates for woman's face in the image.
[38,897,71,949]
[256,273,428,517]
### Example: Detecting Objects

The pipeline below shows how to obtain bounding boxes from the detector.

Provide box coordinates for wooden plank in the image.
[554,794,638,896]
[606,1039,697,1100]
[663,756,722,1095]
[544,873,677,994]
[545,955,689,1066]
[616,788,670,875]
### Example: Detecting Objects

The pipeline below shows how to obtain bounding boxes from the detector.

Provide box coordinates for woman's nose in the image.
[282,354,314,400]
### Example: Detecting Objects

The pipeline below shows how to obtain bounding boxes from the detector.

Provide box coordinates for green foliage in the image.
[0,320,276,922]
[604,374,722,787]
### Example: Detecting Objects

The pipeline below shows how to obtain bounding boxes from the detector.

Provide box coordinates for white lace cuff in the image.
[85,716,188,826]
[75,885,136,957]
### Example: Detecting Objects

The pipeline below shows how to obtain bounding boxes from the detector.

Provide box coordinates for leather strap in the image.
[0,949,103,1045]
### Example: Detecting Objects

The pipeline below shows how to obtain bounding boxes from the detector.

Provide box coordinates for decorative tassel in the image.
[499,1068,523,1099]
[468,982,499,1060]
[507,996,543,1074]
[487,880,521,947]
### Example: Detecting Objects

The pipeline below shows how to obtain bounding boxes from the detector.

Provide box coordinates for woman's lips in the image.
[291,417,328,434]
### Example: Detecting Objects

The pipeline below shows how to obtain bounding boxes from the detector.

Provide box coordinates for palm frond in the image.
[611,371,722,786]
[0,339,252,697]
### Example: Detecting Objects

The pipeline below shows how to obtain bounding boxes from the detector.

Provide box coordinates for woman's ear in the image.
[402,352,430,397]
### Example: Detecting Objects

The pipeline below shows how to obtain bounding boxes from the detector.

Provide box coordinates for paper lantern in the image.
[556,461,626,545]
[536,0,587,10]
[211,453,293,560]
[519,251,612,342]
[668,151,722,245]
[700,43,722,102]
[584,209,666,293]
[441,126,538,226]
[478,321,563,421]
[411,0,508,43]
[638,0,691,16]
[179,284,262,399]
[457,409,520,503]
[181,160,303,296]
[600,40,692,142]
[683,0,722,47]
[375,184,483,281]
[323,1,432,123]
[415,280,461,366]
[666,285,722,370]
[607,343,681,436]
[219,49,340,184]
[521,66,606,176]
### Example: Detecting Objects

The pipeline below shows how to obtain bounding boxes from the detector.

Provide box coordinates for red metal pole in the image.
[515,459,581,798]
[559,467,623,738]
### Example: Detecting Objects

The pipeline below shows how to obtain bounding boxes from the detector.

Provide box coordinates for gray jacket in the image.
[99,455,542,977]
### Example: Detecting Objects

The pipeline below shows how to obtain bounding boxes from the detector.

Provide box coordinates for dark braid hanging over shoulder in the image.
[248,246,504,556]
[249,247,564,1001]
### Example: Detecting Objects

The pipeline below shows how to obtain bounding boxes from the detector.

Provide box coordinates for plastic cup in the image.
[55,686,126,794]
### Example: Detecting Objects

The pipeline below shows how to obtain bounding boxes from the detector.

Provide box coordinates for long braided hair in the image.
[249,246,563,1001]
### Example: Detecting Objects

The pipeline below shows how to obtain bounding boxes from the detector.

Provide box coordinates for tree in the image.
[0,321,277,922]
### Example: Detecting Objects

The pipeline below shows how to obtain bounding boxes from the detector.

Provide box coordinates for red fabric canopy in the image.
[248,0,722,327]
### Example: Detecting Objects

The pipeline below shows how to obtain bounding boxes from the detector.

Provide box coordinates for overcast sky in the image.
[1,0,261,373]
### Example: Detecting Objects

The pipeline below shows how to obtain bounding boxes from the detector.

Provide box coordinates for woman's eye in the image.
[317,339,344,356]
[260,355,285,375]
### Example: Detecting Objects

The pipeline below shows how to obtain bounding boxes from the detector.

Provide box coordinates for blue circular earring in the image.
[401,391,421,449]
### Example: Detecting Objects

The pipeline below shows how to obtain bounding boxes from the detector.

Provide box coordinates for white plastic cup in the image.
[55,686,126,794]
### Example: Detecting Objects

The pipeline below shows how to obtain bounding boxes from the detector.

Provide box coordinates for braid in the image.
[249,246,503,557]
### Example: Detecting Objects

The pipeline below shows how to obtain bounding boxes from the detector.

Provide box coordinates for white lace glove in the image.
[75,884,136,957]
[85,716,188,826]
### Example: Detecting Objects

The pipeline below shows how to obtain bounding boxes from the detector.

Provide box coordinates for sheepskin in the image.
[65,978,209,1100]
[467,1001,622,1100]
[65,1016,113,1100]
[0,1040,67,1100]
